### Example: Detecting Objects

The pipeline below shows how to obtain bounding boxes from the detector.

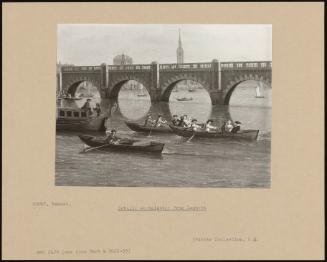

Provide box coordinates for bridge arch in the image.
[107,75,151,99]
[160,74,210,102]
[223,74,272,105]
[63,77,102,97]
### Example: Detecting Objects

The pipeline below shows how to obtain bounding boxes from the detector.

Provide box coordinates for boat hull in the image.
[125,121,172,133]
[177,98,193,101]
[57,116,107,132]
[169,125,259,140]
[79,135,165,153]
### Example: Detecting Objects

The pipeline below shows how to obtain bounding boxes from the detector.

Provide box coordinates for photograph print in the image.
[56,24,272,187]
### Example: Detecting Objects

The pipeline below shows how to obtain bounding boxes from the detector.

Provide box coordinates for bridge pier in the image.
[209,91,225,105]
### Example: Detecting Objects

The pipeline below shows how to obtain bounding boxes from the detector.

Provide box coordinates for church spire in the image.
[178,28,182,47]
[177,28,184,64]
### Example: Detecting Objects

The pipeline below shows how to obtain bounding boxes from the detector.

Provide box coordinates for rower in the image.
[191,119,201,131]
[225,120,234,132]
[105,129,120,145]
[93,103,101,117]
[155,115,168,127]
[144,113,155,127]
[171,115,180,126]
[231,121,242,133]
[205,119,218,132]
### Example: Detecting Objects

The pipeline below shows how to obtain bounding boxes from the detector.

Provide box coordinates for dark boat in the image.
[176,97,193,101]
[64,97,83,101]
[79,134,165,153]
[169,125,259,140]
[56,107,107,132]
[125,121,172,133]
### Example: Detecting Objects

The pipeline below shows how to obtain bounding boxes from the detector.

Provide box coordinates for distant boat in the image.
[177,97,193,101]
[255,83,264,98]
[137,86,147,97]
[188,86,196,92]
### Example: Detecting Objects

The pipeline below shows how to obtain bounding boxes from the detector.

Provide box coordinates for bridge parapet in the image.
[107,64,151,71]
[220,61,272,70]
[159,62,212,71]
[61,66,102,72]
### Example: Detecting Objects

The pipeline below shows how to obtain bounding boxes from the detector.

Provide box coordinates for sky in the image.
[58,24,272,65]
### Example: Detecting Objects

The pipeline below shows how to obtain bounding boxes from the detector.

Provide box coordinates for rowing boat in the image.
[79,134,165,153]
[169,125,259,140]
[125,121,172,133]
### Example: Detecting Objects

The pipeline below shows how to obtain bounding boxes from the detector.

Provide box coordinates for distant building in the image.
[113,54,133,65]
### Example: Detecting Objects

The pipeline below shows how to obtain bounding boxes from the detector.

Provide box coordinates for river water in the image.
[56,82,271,188]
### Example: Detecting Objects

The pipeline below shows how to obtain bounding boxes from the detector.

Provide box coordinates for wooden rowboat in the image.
[169,124,259,140]
[125,121,172,133]
[79,134,165,153]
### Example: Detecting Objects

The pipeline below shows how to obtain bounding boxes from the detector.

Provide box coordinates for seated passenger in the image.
[144,113,155,127]
[81,98,92,115]
[231,121,241,133]
[225,120,234,132]
[93,103,101,117]
[183,114,192,127]
[178,116,187,127]
[191,119,201,131]
[205,120,218,132]
[171,115,180,126]
[155,115,168,127]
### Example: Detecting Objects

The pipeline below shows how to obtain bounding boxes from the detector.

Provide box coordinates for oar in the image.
[148,124,155,137]
[186,131,196,142]
[82,144,109,153]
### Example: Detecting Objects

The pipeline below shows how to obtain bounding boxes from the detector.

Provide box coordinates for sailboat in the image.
[255,82,265,98]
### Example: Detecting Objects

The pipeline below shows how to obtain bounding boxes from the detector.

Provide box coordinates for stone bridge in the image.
[58,60,272,105]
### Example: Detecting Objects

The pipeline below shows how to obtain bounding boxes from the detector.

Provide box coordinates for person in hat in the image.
[93,103,102,117]
[105,129,120,145]
[231,121,242,133]
[144,113,155,127]
[191,119,201,131]
[155,114,167,127]
[81,98,92,115]
[171,115,180,126]
[177,115,187,127]
[225,120,234,132]
[205,119,218,132]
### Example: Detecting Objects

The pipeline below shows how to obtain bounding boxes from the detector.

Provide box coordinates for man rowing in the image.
[144,113,155,127]
[205,119,218,132]
[105,129,120,145]
[155,115,168,127]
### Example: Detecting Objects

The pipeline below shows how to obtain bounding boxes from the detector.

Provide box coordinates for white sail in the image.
[256,85,261,97]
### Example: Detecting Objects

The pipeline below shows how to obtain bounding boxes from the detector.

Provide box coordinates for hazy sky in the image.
[58,24,272,65]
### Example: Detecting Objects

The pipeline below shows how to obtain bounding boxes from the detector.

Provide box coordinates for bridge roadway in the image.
[58,59,272,105]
